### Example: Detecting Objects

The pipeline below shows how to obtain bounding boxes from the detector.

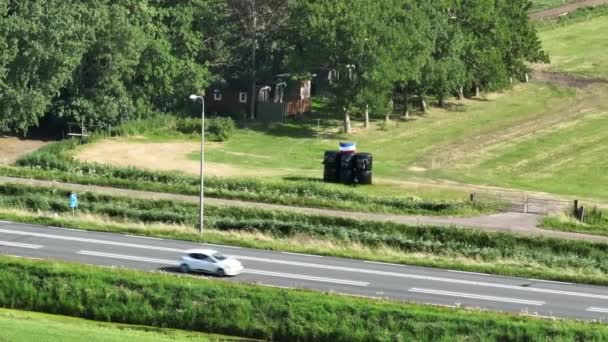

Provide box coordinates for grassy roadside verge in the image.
[2,256,608,342]
[0,308,240,342]
[2,184,608,285]
[542,209,608,236]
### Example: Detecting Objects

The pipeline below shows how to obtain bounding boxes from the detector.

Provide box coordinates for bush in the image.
[206,117,235,142]
[2,257,608,342]
[175,117,201,135]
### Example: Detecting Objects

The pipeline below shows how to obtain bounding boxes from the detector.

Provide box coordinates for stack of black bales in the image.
[322,143,373,185]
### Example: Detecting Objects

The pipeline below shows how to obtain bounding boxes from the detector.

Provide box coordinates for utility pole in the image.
[189,94,206,234]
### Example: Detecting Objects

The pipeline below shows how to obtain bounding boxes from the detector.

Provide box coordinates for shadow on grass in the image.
[282,176,324,183]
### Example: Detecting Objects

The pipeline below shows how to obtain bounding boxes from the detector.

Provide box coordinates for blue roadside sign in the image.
[69,193,78,208]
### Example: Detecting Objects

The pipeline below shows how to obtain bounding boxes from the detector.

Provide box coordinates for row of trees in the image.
[0,0,547,135]
[289,0,548,132]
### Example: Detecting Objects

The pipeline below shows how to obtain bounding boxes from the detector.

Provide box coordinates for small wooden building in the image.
[204,75,311,122]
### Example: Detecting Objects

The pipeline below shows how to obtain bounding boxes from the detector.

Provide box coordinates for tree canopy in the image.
[0,0,547,135]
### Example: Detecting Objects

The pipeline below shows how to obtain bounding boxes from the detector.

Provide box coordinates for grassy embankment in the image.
[543,208,608,236]
[0,138,495,216]
[0,308,241,342]
[2,256,608,342]
[2,183,608,285]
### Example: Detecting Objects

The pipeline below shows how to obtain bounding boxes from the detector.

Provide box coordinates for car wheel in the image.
[216,268,225,277]
[180,264,190,274]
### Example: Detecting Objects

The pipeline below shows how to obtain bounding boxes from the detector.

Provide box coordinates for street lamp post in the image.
[189,94,205,234]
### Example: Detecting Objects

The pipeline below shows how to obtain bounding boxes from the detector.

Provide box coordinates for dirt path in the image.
[2,176,607,244]
[529,0,608,20]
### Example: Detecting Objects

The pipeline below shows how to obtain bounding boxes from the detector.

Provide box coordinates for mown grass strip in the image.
[0,308,240,342]
[1,183,608,285]
[1,256,608,342]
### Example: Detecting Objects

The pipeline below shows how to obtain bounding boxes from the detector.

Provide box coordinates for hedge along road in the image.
[2,221,608,320]
[529,0,608,20]
[2,176,608,244]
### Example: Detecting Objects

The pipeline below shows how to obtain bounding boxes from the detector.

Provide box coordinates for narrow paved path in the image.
[529,0,608,21]
[2,176,607,244]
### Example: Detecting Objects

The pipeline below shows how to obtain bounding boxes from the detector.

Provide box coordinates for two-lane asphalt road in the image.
[1,220,608,321]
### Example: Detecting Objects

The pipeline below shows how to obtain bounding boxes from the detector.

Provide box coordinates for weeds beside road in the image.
[2,183,608,286]
[2,256,608,342]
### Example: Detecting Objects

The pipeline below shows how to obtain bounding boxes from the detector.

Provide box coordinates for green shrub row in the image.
[1,257,607,342]
[175,116,235,142]
[2,183,608,285]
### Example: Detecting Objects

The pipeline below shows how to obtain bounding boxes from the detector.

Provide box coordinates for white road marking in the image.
[448,270,491,277]
[0,228,183,252]
[587,307,608,314]
[0,240,43,249]
[2,228,607,300]
[242,269,369,287]
[228,255,608,301]
[125,235,164,241]
[527,278,573,285]
[76,250,368,287]
[282,252,323,258]
[363,261,406,267]
[204,243,242,249]
[78,250,176,264]
[410,288,545,306]
[0,221,10,224]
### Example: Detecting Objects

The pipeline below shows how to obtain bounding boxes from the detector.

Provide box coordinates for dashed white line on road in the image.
[0,240,43,249]
[410,288,545,306]
[448,270,491,277]
[125,235,164,241]
[76,250,368,287]
[243,269,369,287]
[587,307,608,313]
[527,278,573,285]
[3,228,608,301]
[282,252,323,258]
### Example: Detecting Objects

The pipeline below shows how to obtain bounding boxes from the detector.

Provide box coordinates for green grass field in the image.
[0,308,238,342]
[540,14,608,78]
[22,9,608,204]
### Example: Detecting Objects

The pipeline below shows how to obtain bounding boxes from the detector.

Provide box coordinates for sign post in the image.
[69,193,78,216]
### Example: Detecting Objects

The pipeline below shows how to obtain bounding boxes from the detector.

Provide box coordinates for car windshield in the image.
[212,253,227,261]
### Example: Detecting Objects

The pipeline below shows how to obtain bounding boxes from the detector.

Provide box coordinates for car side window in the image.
[189,253,199,259]
[199,254,212,262]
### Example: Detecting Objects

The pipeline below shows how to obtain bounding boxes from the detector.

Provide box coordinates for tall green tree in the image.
[291,0,388,133]
[0,0,99,134]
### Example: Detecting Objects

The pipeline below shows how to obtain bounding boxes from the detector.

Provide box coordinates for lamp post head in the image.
[189,94,202,101]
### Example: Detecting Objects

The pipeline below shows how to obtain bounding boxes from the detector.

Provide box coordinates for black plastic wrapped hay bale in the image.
[354,153,373,185]
[322,151,340,182]
[339,153,356,184]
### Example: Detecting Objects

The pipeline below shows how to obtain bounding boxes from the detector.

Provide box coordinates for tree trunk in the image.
[403,90,410,119]
[475,86,480,98]
[344,107,352,133]
[438,95,445,108]
[525,73,529,83]
[364,104,370,129]
[249,4,258,120]
[458,86,464,100]
[510,77,513,85]
[385,99,393,122]
[420,95,427,113]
